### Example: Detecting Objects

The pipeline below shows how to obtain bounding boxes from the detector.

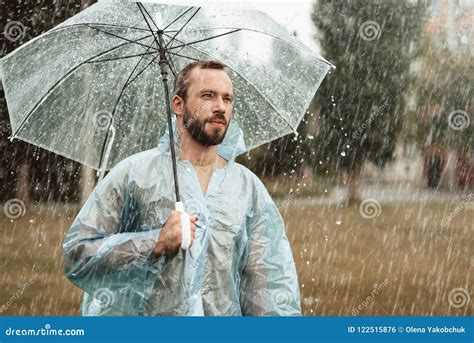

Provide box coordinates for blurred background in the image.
[0,0,472,316]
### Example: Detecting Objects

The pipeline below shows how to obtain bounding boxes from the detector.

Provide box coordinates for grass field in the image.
[0,201,471,316]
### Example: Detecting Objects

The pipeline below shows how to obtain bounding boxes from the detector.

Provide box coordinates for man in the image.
[63,60,301,316]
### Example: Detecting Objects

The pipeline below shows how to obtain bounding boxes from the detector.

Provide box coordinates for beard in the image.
[183,104,230,147]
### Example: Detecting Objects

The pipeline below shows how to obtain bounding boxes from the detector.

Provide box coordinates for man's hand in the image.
[153,211,198,256]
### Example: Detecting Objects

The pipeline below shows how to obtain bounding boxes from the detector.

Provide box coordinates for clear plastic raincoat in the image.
[63,121,301,316]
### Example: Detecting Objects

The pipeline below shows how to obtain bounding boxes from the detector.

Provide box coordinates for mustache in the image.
[205,113,228,125]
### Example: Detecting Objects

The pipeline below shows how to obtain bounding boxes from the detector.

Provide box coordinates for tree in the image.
[311,0,428,203]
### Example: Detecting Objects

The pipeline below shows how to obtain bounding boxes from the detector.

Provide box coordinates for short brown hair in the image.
[173,60,226,100]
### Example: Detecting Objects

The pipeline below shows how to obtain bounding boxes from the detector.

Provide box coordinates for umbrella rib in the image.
[88,24,159,51]
[11,33,154,138]
[163,29,192,57]
[97,40,158,171]
[88,50,158,64]
[162,32,214,62]
[163,32,189,78]
[165,26,333,66]
[48,22,151,34]
[136,3,163,51]
[163,7,194,31]
[135,3,178,78]
[166,29,241,50]
[166,51,178,78]
[166,50,200,62]
[166,36,296,131]
[124,53,160,89]
[136,2,160,31]
[164,7,201,49]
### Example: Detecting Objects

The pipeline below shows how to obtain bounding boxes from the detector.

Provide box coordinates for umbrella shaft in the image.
[157,30,180,202]
[158,30,168,81]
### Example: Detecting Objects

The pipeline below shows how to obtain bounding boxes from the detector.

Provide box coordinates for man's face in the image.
[181,68,234,146]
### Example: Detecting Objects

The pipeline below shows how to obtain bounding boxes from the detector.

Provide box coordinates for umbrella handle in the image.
[175,201,191,250]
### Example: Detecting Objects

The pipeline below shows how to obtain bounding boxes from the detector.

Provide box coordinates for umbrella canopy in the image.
[1,0,332,170]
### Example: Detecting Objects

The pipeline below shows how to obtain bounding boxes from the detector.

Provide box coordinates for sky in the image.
[249,1,320,53]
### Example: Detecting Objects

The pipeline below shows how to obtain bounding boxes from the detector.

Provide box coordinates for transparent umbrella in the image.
[1,0,333,203]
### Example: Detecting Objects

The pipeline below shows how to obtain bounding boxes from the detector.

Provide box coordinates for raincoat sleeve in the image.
[63,160,165,314]
[240,177,302,316]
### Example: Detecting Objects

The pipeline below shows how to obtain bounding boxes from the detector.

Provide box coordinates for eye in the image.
[202,93,212,98]
[224,97,233,103]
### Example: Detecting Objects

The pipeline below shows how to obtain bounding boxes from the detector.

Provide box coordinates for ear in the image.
[172,95,184,117]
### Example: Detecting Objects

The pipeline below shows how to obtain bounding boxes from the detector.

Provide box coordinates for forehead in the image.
[187,67,233,94]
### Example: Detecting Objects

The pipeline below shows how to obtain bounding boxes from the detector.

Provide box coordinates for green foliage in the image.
[311,0,429,172]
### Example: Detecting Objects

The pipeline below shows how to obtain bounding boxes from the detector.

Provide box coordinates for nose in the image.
[213,97,226,113]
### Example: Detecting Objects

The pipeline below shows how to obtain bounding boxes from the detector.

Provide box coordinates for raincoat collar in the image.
[157,116,247,163]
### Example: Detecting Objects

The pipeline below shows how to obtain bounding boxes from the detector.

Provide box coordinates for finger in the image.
[190,215,199,222]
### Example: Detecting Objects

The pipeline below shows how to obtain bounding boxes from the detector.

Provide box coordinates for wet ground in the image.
[0,194,472,316]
